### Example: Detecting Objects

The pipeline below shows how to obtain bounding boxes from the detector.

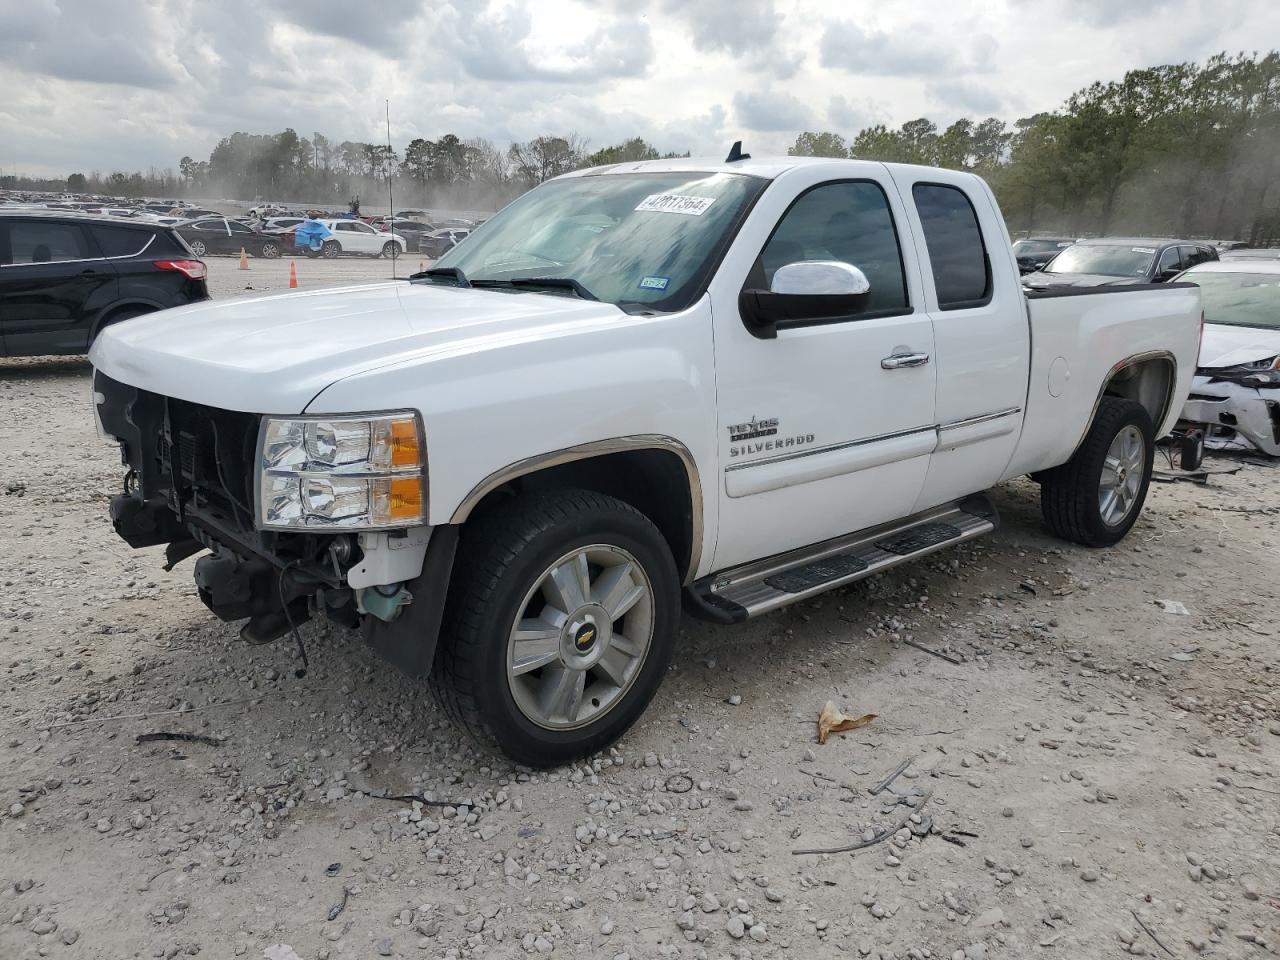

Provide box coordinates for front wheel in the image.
[259,240,280,259]
[188,239,208,257]
[1041,397,1155,547]
[432,490,679,767]
[381,241,400,259]
[321,240,341,259]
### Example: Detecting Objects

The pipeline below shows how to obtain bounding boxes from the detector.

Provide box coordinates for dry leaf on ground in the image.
[817,701,876,744]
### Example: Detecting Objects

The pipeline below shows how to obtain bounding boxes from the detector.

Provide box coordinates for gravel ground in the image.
[1,350,1279,960]
[203,254,427,300]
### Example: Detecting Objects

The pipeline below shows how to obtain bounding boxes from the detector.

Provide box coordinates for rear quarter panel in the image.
[1004,284,1201,477]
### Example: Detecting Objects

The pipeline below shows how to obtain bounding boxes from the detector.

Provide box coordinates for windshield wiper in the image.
[411,266,470,287]
[469,276,598,301]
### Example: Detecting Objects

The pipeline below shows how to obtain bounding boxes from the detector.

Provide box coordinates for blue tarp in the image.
[294,219,334,251]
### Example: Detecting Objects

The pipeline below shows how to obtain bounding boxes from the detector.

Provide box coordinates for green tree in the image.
[66,172,87,192]
[588,137,661,166]
[787,131,849,158]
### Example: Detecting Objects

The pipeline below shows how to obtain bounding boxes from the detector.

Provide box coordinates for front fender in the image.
[305,297,719,577]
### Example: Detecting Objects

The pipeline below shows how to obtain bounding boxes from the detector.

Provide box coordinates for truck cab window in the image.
[757,181,908,313]
[912,183,991,310]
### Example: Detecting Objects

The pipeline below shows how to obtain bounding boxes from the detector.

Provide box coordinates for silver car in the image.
[1178,260,1280,455]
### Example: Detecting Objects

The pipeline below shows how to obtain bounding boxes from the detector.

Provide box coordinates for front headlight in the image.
[258,412,425,529]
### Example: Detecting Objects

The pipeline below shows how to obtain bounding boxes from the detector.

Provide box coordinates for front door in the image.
[709,168,937,570]
[335,221,376,254]
[0,218,116,355]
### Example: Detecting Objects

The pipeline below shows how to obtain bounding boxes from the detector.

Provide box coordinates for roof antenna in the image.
[725,140,750,163]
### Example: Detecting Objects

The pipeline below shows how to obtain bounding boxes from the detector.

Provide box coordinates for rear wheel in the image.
[188,239,208,257]
[432,490,679,767]
[381,241,400,259]
[1041,397,1154,546]
[321,240,341,259]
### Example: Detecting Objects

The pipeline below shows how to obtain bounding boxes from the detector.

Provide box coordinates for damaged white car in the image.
[1178,260,1280,455]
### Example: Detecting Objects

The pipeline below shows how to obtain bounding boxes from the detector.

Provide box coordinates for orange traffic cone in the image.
[238,247,249,270]
[288,261,298,289]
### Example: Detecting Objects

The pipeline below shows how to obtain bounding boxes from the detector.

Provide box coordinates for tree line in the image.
[790,52,1280,242]
[4,51,1277,238]
[5,133,681,213]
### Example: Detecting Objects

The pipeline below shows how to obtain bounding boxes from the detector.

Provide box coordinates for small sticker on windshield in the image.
[635,193,717,216]
[639,276,670,290]
[1132,246,1157,254]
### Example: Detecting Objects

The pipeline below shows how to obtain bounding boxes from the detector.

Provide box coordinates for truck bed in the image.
[1004,282,1202,478]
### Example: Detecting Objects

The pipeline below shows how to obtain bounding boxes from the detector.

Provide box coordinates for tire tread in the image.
[431,489,663,756]
[1040,396,1152,547]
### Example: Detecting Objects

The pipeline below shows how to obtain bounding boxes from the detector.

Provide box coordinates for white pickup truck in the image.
[91,153,1202,765]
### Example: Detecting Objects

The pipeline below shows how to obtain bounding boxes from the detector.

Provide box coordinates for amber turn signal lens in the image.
[390,419,420,468]
[386,477,424,521]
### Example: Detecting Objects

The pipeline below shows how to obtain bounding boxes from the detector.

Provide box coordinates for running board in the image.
[685,494,998,623]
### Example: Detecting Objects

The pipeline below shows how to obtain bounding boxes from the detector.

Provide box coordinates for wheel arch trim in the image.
[90,298,166,340]
[448,435,705,581]
[1070,349,1177,459]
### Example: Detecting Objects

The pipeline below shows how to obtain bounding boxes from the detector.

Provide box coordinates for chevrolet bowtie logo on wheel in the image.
[573,625,597,651]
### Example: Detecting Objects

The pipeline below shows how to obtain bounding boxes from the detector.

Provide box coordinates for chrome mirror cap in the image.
[770,260,871,296]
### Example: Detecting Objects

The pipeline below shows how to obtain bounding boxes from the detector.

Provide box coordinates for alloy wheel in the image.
[506,544,655,730]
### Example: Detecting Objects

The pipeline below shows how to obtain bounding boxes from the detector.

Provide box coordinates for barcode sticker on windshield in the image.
[1132,247,1157,254]
[635,193,717,216]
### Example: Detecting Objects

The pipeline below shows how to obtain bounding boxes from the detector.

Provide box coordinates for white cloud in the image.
[1,0,1277,176]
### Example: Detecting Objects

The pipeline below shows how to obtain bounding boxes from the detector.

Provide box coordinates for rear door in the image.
[886,169,1029,510]
[227,220,259,253]
[0,218,117,355]
[334,221,369,252]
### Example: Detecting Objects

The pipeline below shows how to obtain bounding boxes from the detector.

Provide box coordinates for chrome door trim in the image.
[449,435,705,583]
[0,232,155,268]
[724,424,937,472]
[938,406,1022,432]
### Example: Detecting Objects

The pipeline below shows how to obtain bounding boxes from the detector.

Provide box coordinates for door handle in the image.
[881,352,930,370]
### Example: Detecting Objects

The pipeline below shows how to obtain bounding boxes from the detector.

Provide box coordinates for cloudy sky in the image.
[0,0,1275,177]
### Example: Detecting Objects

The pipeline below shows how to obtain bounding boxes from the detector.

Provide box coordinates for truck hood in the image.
[89,281,626,413]
[1198,323,1280,369]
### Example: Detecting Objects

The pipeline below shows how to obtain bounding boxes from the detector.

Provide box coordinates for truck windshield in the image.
[1044,244,1155,277]
[1191,272,1280,329]
[426,171,767,311]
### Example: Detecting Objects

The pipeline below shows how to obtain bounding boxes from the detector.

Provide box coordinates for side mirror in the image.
[1158,267,1181,282]
[739,261,872,339]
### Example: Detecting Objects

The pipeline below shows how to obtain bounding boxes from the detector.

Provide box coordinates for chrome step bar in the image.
[686,495,997,623]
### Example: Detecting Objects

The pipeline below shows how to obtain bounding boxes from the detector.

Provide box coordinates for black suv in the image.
[0,212,208,357]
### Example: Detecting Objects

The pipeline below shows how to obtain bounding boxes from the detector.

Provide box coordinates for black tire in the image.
[381,241,400,259]
[188,239,208,257]
[432,490,679,767]
[321,240,341,259]
[259,240,281,260]
[1041,397,1155,547]
[303,246,322,259]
